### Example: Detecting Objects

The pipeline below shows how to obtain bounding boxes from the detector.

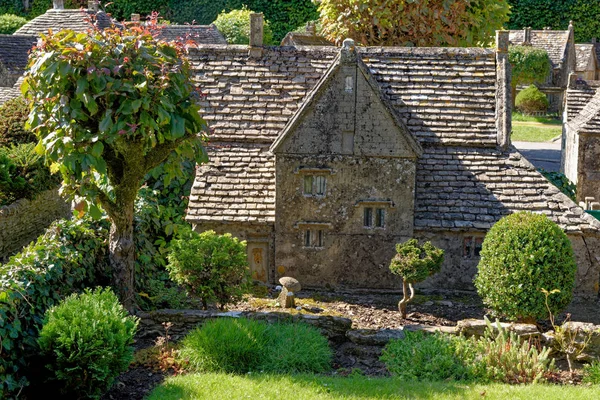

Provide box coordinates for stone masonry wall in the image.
[0,187,71,261]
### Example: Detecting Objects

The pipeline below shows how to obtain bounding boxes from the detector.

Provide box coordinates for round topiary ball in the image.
[515,85,549,115]
[474,211,577,321]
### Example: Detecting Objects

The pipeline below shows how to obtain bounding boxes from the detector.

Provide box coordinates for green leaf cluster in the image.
[37,287,139,399]
[213,6,274,45]
[539,170,576,202]
[179,318,332,374]
[474,212,577,321]
[167,227,251,309]
[317,0,510,46]
[0,13,27,34]
[0,97,37,147]
[515,85,549,114]
[0,217,109,397]
[389,239,444,284]
[509,46,551,89]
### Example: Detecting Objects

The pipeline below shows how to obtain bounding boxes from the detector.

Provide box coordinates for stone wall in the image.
[0,187,71,261]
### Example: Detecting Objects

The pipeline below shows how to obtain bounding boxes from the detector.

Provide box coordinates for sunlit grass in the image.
[511,124,562,142]
[512,113,562,125]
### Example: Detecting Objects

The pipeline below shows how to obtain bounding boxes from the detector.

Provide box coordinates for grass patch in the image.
[511,124,561,142]
[512,113,561,124]
[149,373,600,400]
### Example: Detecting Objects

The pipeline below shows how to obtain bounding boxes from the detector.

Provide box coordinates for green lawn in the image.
[512,113,562,125]
[149,373,600,400]
[511,113,563,142]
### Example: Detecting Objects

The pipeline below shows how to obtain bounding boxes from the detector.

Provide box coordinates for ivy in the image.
[508,45,551,88]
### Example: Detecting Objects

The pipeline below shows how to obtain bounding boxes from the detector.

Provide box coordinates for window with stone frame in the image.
[463,236,484,258]
[364,207,386,228]
[302,174,327,197]
[304,229,324,248]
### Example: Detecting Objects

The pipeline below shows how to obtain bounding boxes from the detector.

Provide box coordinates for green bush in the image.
[179,318,270,373]
[167,227,250,309]
[583,361,600,385]
[381,331,476,381]
[213,6,274,45]
[540,169,576,202]
[0,13,27,34]
[0,218,108,397]
[474,212,577,321]
[179,318,332,374]
[516,85,549,114]
[37,288,138,399]
[0,97,37,147]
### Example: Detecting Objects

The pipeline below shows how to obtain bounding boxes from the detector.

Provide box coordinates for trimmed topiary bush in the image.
[516,85,549,115]
[37,287,138,399]
[0,14,27,34]
[213,6,274,45]
[167,227,251,309]
[0,97,36,147]
[474,211,577,321]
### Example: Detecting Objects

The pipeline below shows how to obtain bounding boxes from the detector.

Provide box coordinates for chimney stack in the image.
[53,0,64,9]
[307,21,316,36]
[523,27,531,45]
[249,13,264,47]
[88,0,99,12]
[131,13,141,23]
[495,31,511,150]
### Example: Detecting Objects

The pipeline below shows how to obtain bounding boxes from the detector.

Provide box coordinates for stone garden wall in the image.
[0,187,71,261]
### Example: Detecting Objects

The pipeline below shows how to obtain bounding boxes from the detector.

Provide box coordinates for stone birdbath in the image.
[278,277,301,308]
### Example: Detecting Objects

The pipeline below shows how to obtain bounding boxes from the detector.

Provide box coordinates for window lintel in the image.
[294,167,335,175]
[294,221,333,230]
[354,200,396,209]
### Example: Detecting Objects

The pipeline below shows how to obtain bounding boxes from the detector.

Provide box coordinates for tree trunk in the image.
[107,197,136,313]
[398,280,415,319]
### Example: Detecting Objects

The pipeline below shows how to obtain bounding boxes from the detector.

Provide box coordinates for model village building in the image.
[184,22,600,297]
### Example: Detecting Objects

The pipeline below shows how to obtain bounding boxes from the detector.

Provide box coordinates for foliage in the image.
[0,218,108,397]
[466,317,555,384]
[539,169,576,202]
[213,6,274,45]
[511,124,561,142]
[512,112,561,124]
[0,13,27,34]
[179,318,331,374]
[381,331,476,381]
[37,287,138,399]
[133,322,188,374]
[507,0,600,43]
[389,239,444,318]
[0,143,61,206]
[167,228,250,309]
[583,361,600,385]
[179,318,270,373]
[515,85,549,114]
[509,46,551,89]
[0,97,36,147]
[317,0,510,46]
[474,212,577,321]
[23,17,208,309]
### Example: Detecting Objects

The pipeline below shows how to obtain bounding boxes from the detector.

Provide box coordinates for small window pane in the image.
[303,175,313,195]
[315,176,326,196]
[364,208,373,227]
[345,76,353,92]
[474,237,484,257]
[305,230,311,247]
[375,208,385,227]
[463,237,473,258]
[317,230,323,247]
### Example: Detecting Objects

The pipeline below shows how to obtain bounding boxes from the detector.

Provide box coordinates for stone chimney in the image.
[248,13,264,58]
[569,20,574,33]
[523,27,531,45]
[88,0,99,12]
[340,38,357,65]
[131,13,141,23]
[496,30,511,150]
[53,0,64,9]
[306,21,316,36]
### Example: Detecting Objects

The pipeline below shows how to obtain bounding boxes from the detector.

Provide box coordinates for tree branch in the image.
[144,136,190,171]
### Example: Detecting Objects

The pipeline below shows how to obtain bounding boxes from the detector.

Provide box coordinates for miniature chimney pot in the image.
[53,0,64,9]
[88,0,99,12]
[249,13,264,47]
[131,13,141,23]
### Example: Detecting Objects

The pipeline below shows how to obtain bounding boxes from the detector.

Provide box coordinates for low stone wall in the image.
[137,309,353,342]
[0,187,71,261]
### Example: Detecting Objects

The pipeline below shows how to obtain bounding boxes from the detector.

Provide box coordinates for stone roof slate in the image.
[566,80,600,134]
[0,86,19,105]
[576,44,595,72]
[280,32,334,46]
[157,24,227,45]
[0,35,37,74]
[14,9,115,36]
[509,30,570,69]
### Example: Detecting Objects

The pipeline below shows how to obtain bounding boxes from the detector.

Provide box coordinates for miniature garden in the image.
[1,2,600,400]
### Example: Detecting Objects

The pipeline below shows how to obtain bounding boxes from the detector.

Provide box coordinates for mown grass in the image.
[149,373,600,400]
[512,113,562,125]
[511,124,562,142]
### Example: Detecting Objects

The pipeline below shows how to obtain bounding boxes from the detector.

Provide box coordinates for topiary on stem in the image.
[474,212,577,322]
[389,239,444,318]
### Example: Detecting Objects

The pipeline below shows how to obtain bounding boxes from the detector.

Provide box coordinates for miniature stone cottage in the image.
[186,20,600,297]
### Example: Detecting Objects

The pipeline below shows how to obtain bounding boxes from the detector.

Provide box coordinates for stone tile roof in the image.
[187,45,598,233]
[415,145,600,234]
[280,32,334,46]
[576,44,595,72]
[509,30,570,69]
[14,9,115,36]
[565,80,600,134]
[157,24,227,45]
[0,86,20,105]
[0,35,37,75]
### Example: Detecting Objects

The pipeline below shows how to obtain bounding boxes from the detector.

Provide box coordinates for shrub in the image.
[167,227,250,309]
[583,361,600,385]
[516,85,549,114]
[37,287,138,399]
[509,46,551,90]
[540,169,576,201]
[213,6,274,45]
[0,14,27,34]
[179,318,269,373]
[381,331,476,381]
[179,318,332,374]
[389,239,444,318]
[474,212,577,321]
[0,97,36,147]
[0,218,108,397]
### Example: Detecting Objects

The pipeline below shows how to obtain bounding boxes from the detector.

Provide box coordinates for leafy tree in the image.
[23,20,208,311]
[317,0,510,46]
[389,239,444,318]
[508,46,551,105]
[213,6,274,45]
[515,84,549,114]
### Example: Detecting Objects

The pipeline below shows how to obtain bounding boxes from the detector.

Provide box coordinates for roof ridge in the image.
[568,86,600,131]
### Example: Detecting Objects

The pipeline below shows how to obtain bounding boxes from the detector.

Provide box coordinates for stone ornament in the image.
[278,276,301,308]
